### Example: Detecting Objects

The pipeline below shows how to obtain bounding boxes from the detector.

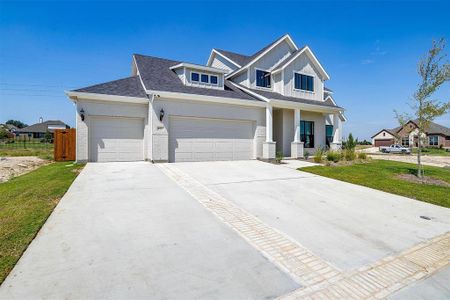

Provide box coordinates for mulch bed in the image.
[396,173,450,187]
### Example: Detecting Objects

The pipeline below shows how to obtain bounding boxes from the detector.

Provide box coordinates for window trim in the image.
[191,72,200,82]
[210,75,219,85]
[300,120,315,148]
[429,135,439,146]
[200,73,209,84]
[401,137,410,147]
[293,72,315,93]
[255,68,272,90]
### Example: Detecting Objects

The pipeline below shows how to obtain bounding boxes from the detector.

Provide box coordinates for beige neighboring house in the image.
[371,119,450,149]
[66,34,346,163]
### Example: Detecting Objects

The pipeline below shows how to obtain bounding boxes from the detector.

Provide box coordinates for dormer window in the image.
[191,72,200,82]
[201,74,209,83]
[294,73,314,92]
[256,69,271,88]
[210,75,218,85]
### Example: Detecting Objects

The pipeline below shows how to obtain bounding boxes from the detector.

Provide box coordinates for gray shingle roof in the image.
[397,119,450,136]
[214,49,251,67]
[215,34,291,69]
[74,76,147,98]
[17,120,69,133]
[234,84,342,109]
[134,54,259,101]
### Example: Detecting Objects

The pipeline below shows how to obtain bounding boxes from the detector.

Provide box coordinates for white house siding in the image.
[210,54,237,73]
[174,68,185,84]
[244,41,294,90]
[75,99,148,162]
[150,98,266,162]
[273,109,295,157]
[273,72,282,93]
[283,52,324,102]
[301,111,327,154]
[234,72,248,86]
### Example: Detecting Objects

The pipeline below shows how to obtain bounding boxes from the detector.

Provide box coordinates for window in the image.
[429,135,439,146]
[300,121,314,148]
[256,70,271,88]
[191,72,199,82]
[210,75,218,85]
[201,74,209,83]
[326,125,333,146]
[401,137,409,147]
[294,73,314,92]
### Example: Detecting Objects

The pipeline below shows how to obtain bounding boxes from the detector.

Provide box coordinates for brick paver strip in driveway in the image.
[157,163,343,287]
[160,161,450,299]
[282,232,450,299]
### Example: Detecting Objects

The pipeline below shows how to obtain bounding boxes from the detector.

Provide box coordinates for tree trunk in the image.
[417,132,423,178]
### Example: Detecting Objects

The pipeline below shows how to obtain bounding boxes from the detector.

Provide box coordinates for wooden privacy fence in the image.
[54,129,76,161]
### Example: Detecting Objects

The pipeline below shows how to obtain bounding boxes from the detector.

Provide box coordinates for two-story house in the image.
[66,34,346,162]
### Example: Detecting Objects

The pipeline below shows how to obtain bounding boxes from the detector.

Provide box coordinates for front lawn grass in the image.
[412,147,450,156]
[0,162,84,283]
[300,160,450,208]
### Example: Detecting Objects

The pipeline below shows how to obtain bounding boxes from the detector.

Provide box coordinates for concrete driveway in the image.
[1,160,449,299]
[0,162,298,299]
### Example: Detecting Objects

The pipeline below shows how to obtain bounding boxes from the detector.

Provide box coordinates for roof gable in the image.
[226,34,298,79]
[272,46,330,80]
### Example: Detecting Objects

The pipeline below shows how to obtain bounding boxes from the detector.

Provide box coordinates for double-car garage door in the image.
[89,116,254,162]
[169,117,254,162]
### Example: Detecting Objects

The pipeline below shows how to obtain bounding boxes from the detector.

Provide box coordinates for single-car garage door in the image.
[374,139,395,147]
[169,116,254,162]
[90,117,144,162]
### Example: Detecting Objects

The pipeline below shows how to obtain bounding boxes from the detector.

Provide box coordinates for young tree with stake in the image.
[395,38,450,178]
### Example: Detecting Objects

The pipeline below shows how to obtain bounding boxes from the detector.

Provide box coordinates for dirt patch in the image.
[396,173,450,187]
[0,156,49,182]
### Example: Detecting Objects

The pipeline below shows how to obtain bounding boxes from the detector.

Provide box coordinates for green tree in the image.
[44,130,52,143]
[0,127,8,139]
[395,38,450,178]
[5,120,28,128]
[343,133,357,150]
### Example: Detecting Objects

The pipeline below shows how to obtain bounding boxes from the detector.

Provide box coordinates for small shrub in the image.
[358,152,367,160]
[304,151,310,160]
[343,149,356,161]
[313,147,324,163]
[275,151,283,163]
[326,150,341,163]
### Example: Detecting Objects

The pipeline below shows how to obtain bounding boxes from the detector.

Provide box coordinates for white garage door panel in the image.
[90,117,144,162]
[169,117,254,162]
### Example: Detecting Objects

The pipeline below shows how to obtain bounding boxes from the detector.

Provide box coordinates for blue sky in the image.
[1,0,449,140]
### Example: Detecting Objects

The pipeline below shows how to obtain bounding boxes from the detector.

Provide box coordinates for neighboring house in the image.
[371,120,450,148]
[66,34,346,163]
[17,120,70,139]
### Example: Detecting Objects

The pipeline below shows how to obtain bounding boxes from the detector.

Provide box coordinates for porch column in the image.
[263,104,276,159]
[291,108,304,158]
[330,112,342,150]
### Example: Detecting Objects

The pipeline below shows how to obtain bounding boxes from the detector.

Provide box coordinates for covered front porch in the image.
[262,103,344,160]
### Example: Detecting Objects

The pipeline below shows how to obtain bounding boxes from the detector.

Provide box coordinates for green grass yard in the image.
[0,162,84,283]
[300,160,450,209]
[412,147,450,156]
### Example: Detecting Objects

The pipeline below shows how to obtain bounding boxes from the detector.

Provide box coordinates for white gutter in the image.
[147,89,266,108]
[65,91,149,104]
